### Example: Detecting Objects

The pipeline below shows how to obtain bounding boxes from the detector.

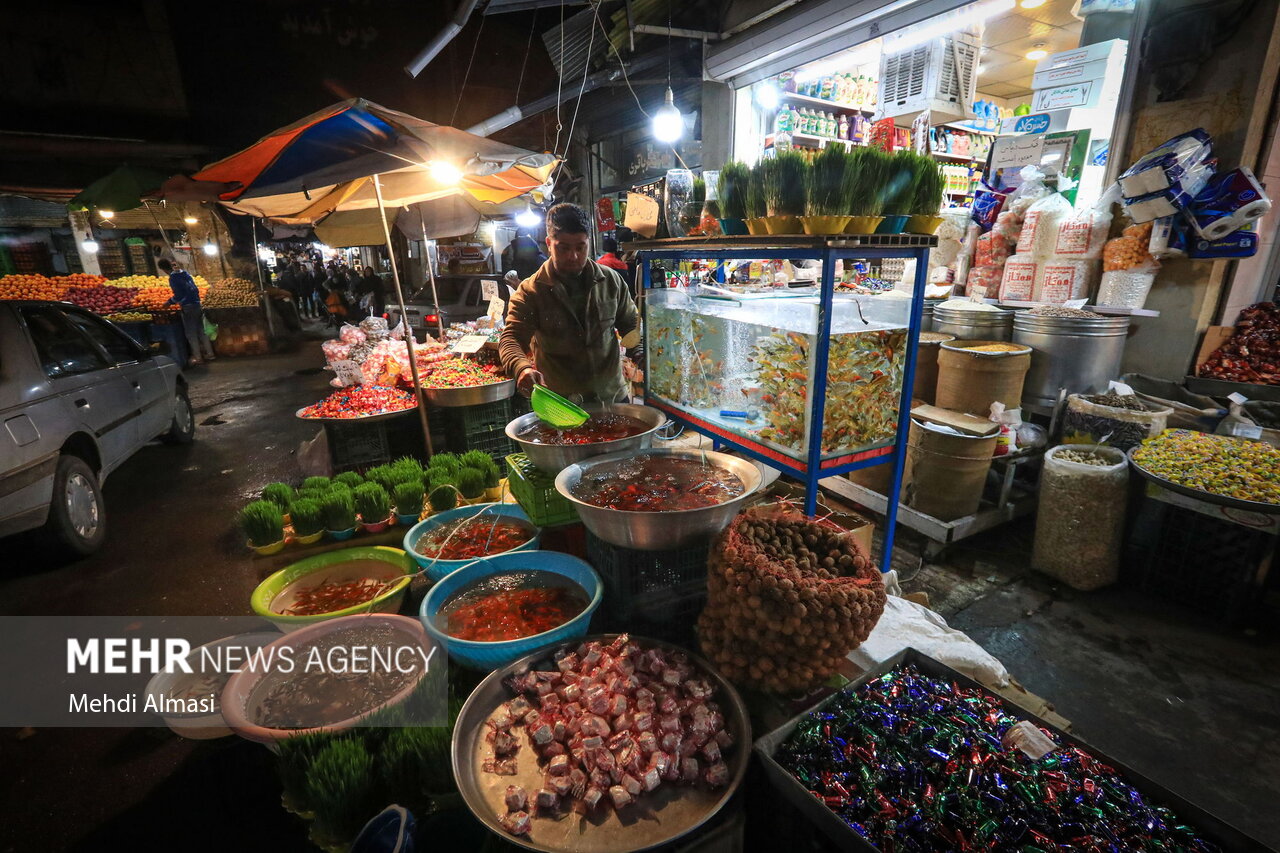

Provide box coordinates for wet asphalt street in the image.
[1,342,334,851]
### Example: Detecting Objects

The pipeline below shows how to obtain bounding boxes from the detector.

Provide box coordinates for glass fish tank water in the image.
[646,286,910,466]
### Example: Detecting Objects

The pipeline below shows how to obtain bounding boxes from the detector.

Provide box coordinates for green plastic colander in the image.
[531,384,589,428]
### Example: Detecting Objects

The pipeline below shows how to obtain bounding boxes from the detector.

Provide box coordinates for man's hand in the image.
[517,367,545,396]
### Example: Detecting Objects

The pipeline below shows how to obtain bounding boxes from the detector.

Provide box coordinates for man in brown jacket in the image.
[499,203,641,402]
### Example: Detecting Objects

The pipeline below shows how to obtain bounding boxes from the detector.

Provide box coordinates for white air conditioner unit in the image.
[878,31,981,125]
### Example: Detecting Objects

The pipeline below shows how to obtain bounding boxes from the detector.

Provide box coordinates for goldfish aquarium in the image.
[646,287,910,465]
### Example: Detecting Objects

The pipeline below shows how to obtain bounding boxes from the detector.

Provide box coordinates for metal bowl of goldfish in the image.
[506,403,668,475]
[555,448,762,551]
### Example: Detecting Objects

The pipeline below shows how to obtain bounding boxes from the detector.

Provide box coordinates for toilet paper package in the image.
[1185,167,1272,240]
[1123,179,1210,224]
[1119,128,1214,198]
[1187,227,1260,259]
[1148,216,1188,259]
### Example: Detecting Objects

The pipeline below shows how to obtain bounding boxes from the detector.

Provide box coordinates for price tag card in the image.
[991,134,1047,171]
[1064,298,1089,309]
[624,193,660,238]
[488,295,506,322]
[453,334,489,354]
[331,359,364,386]
[481,279,498,300]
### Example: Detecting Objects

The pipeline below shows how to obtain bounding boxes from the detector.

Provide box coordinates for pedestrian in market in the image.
[356,265,387,317]
[502,230,547,280]
[159,259,216,366]
[597,236,628,272]
[499,203,641,403]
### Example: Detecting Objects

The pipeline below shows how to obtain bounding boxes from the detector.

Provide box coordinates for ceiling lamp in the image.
[99,210,114,220]
[428,160,463,186]
[202,240,219,257]
[81,239,100,254]
[183,216,199,225]
[515,206,540,228]
[1025,44,1049,61]
[652,87,684,143]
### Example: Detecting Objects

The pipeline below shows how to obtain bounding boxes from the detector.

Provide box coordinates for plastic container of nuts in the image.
[1032,445,1128,591]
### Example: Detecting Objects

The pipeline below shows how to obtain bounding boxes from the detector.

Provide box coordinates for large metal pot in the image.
[921,297,947,333]
[505,403,667,474]
[1013,313,1131,409]
[555,448,762,550]
[422,378,516,408]
[933,304,1015,341]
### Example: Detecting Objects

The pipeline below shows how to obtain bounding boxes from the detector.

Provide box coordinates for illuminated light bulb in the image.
[1025,44,1049,61]
[184,216,199,225]
[1020,0,1047,8]
[202,240,218,257]
[81,240,100,254]
[651,87,683,143]
[515,207,540,228]
[99,210,114,220]
[755,83,780,110]
[428,160,463,185]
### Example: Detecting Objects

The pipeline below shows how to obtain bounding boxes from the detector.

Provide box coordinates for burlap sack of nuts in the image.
[697,503,886,694]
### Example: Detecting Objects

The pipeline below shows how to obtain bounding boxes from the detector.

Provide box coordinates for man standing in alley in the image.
[160,258,216,366]
[499,203,640,403]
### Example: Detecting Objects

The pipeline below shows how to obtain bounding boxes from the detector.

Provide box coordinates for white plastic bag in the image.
[1034,259,1097,304]
[1016,192,1074,259]
[998,256,1039,302]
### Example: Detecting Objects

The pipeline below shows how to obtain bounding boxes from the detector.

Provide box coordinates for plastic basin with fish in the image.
[555,447,762,550]
[143,631,282,740]
[418,551,602,671]
[403,503,541,581]
[250,546,414,633]
[505,402,667,475]
[221,614,433,745]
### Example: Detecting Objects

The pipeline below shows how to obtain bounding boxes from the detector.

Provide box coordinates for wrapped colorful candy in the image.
[339,324,368,345]
[417,357,505,388]
[298,385,415,419]
[775,665,1220,852]
[321,340,353,363]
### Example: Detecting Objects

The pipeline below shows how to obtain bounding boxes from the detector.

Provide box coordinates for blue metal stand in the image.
[630,235,936,574]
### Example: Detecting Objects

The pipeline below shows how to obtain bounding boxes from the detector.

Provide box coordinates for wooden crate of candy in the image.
[755,648,1272,853]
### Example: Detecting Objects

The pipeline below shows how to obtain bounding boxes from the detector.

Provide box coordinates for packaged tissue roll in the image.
[1123,178,1213,224]
[998,256,1039,302]
[1187,167,1273,240]
[1035,260,1098,304]
[1119,128,1214,198]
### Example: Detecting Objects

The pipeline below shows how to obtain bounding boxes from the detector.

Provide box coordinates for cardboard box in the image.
[1032,56,1125,90]
[1194,326,1235,376]
[1032,80,1112,111]
[1034,39,1128,73]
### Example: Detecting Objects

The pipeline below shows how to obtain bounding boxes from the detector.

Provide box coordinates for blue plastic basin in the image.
[419,551,602,671]
[402,503,541,582]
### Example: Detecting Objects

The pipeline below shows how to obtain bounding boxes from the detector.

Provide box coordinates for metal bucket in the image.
[1013,313,1131,409]
[505,403,667,475]
[555,448,762,550]
[932,305,1015,341]
[921,298,946,333]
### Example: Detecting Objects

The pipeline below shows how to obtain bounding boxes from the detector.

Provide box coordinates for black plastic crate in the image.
[586,532,709,645]
[1125,494,1276,626]
[325,420,392,473]
[443,398,516,462]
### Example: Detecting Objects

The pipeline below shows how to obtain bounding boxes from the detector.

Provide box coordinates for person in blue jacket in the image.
[159,259,216,366]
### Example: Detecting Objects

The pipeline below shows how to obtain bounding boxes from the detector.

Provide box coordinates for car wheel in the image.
[45,454,106,556]
[161,385,196,444]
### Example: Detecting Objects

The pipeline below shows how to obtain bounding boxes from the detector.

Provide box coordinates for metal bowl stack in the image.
[505,403,667,475]
[555,448,762,551]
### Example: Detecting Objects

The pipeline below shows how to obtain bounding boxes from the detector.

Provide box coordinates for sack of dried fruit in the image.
[698,503,885,694]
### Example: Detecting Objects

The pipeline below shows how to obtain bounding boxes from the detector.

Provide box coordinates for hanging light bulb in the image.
[183,216,199,225]
[755,82,780,110]
[515,206,540,228]
[81,239,100,254]
[428,160,463,185]
[652,87,683,143]
[99,210,114,220]
[202,240,219,257]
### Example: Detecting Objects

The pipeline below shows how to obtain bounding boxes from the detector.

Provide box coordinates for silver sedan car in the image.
[0,301,194,555]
